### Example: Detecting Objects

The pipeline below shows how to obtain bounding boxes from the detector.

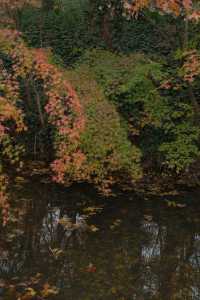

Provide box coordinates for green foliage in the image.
[85,51,165,126]
[1,0,200,194]
[76,49,200,175]
[19,0,99,65]
[18,1,181,66]
[113,12,181,56]
[159,123,200,172]
[65,65,142,190]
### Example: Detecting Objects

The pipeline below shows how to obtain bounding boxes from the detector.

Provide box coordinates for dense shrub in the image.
[18,1,181,66]
[19,0,101,65]
[65,66,142,192]
[76,49,200,175]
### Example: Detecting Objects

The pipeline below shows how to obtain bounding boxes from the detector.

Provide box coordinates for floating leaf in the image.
[50,247,64,259]
[85,263,96,273]
[110,219,122,230]
[90,224,99,232]
[111,287,117,294]
[41,283,58,298]
[83,206,103,216]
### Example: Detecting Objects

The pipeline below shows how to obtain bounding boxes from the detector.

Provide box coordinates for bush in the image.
[19,0,101,65]
[75,49,200,175]
[65,65,142,192]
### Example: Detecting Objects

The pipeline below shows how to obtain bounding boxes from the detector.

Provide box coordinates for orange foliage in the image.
[0,29,85,178]
[0,175,9,226]
[34,49,86,183]
[0,28,85,224]
[123,0,198,18]
[182,50,200,82]
[0,0,41,26]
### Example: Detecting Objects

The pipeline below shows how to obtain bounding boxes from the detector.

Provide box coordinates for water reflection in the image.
[0,181,200,300]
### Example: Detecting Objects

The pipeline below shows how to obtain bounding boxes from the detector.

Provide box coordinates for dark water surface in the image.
[0,178,200,300]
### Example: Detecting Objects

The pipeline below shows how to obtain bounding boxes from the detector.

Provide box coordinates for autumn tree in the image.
[1,0,200,224]
[0,0,41,27]
[0,29,85,224]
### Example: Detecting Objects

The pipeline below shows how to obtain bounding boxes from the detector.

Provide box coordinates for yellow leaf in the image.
[41,283,58,298]
[111,287,117,294]
[27,288,36,297]
[90,225,99,232]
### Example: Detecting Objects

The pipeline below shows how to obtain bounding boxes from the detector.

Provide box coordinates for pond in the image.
[0,177,200,300]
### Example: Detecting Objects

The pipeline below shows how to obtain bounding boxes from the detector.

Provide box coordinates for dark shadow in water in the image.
[0,178,200,300]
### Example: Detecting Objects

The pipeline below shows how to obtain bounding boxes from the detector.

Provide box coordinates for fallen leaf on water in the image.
[50,247,64,259]
[165,200,186,208]
[144,214,153,222]
[58,217,73,229]
[21,287,36,300]
[110,219,122,230]
[41,283,58,298]
[15,176,25,183]
[176,203,186,208]
[83,206,103,216]
[166,200,177,207]
[85,263,96,273]
[90,225,99,232]
[111,287,117,294]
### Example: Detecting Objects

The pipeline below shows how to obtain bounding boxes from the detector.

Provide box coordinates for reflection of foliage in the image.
[2,274,59,299]
[1,180,200,300]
